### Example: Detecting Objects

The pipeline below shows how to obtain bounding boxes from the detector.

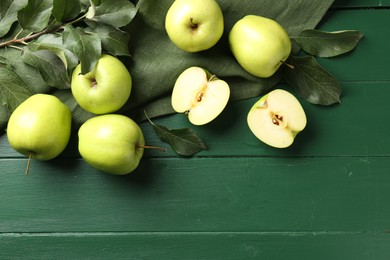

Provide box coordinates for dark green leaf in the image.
[0,104,11,131]
[85,22,130,56]
[22,49,70,89]
[0,0,28,37]
[0,65,31,111]
[52,0,81,22]
[88,0,137,28]
[283,56,341,105]
[154,125,208,157]
[146,115,207,157]
[293,29,364,57]
[17,0,53,32]
[30,34,79,76]
[0,48,51,94]
[62,24,101,74]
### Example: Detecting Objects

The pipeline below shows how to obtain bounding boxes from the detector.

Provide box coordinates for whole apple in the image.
[165,0,224,52]
[229,15,292,78]
[71,54,132,114]
[247,89,307,148]
[171,66,230,125]
[78,114,145,175]
[7,94,72,160]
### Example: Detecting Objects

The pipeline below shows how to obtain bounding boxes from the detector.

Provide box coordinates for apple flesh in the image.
[229,15,292,78]
[78,114,145,175]
[6,94,72,160]
[171,66,230,125]
[247,89,306,148]
[165,0,224,52]
[71,54,132,114]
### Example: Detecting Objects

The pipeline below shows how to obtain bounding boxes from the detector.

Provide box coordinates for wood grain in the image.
[1,2,390,260]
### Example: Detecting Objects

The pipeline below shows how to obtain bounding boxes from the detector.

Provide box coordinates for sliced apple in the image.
[247,89,307,148]
[171,66,230,125]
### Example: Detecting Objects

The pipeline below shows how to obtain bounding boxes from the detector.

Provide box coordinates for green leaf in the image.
[283,56,341,105]
[0,0,28,37]
[0,65,32,111]
[22,49,70,89]
[0,104,11,131]
[146,115,207,157]
[85,22,130,56]
[62,24,101,74]
[52,0,81,22]
[88,0,137,28]
[17,0,53,32]
[0,48,51,94]
[293,29,364,57]
[30,34,79,76]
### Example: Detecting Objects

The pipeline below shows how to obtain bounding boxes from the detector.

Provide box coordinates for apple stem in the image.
[25,153,32,176]
[189,18,198,29]
[281,60,295,69]
[137,145,168,152]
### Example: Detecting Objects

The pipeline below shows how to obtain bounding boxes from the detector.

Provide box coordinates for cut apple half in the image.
[171,66,230,125]
[247,89,307,148]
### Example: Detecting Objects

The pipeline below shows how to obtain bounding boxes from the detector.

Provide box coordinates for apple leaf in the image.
[0,48,51,94]
[293,29,364,57]
[0,65,32,111]
[0,0,28,37]
[88,0,138,28]
[29,34,79,76]
[85,22,130,56]
[62,24,102,74]
[283,56,341,105]
[52,0,81,22]
[0,104,11,131]
[22,49,70,89]
[146,114,208,157]
[17,0,53,32]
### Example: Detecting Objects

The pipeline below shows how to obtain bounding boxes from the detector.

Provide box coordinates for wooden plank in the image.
[333,0,390,8]
[1,157,390,233]
[1,232,390,260]
[316,9,390,82]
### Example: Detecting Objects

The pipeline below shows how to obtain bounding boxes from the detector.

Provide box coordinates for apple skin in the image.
[78,114,145,175]
[229,15,292,78]
[6,94,72,160]
[171,66,230,125]
[71,54,132,114]
[165,0,224,52]
[247,89,306,148]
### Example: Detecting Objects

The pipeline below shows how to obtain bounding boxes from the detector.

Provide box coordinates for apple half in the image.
[171,67,230,125]
[247,89,307,148]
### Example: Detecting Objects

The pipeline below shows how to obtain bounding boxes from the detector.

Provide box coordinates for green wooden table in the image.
[1,1,390,259]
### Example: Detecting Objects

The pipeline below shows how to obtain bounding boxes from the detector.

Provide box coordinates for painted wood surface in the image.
[1,2,390,259]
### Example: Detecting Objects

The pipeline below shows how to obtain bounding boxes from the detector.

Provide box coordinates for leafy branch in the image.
[0,0,137,127]
[283,29,364,105]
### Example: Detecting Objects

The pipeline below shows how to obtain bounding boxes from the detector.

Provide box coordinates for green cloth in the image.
[122,0,335,121]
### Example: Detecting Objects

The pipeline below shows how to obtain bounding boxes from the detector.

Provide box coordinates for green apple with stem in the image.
[6,94,72,175]
[71,54,132,114]
[229,15,292,78]
[171,66,230,125]
[165,0,224,52]
[247,89,307,148]
[78,114,165,175]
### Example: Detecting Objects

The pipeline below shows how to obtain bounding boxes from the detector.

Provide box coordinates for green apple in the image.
[71,54,132,114]
[78,114,145,175]
[165,0,224,52]
[229,15,292,78]
[171,66,230,125]
[7,94,72,161]
[247,89,306,148]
